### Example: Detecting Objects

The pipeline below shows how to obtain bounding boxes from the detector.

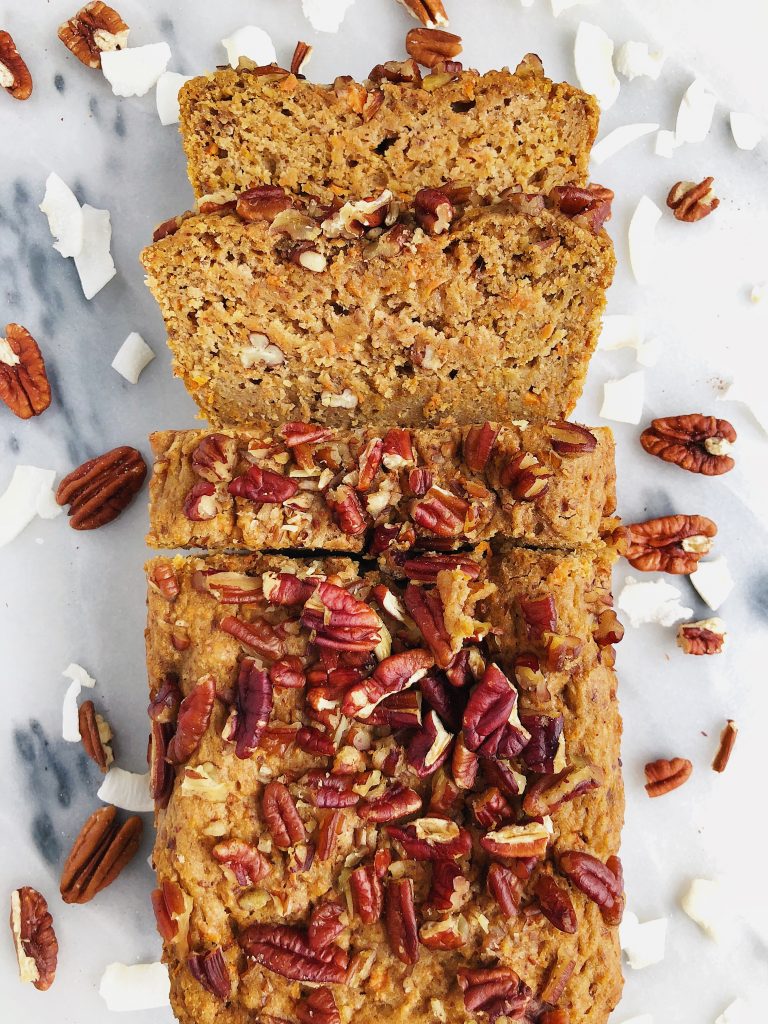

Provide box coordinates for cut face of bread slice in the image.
[178,56,600,204]
[146,546,623,1024]
[141,190,615,429]
[146,421,618,554]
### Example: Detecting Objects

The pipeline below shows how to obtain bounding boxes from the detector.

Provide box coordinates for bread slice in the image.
[178,55,599,204]
[141,189,615,429]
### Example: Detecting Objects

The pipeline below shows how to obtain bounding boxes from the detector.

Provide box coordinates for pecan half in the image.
[212,839,269,886]
[458,967,531,1020]
[237,185,293,222]
[712,720,738,773]
[501,452,551,499]
[644,756,692,797]
[297,987,341,1024]
[358,782,422,823]
[413,187,455,236]
[385,878,419,965]
[263,781,307,849]
[149,562,180,601]
[549,184,613,233]
[56,446,147,529]
[534,874,577,934]
[188,947,230,1000]
[463,422,499,472]
[78,699,113,772]
[191,433,238,482]
[428,861,470,911]
[640,415,736,475]
[462,663,527,757]
[667,177,719,222]
[290,40,312,78]
[58,3,129,69]
[239,924,347,983]
[368,58,422,85]
[229,465,299,504]
[677,617,726,655]
[625,514,717,574]
[0,31,33,100]
[167,676,216,764]
[350,864,384,923]
[480,822,549,859]
[406,28,462,69]
[10,887,58,989]
[522,762,602,816]
[406,708,454,777]
[221,615,284,660]
[388,818,472,861]
[397,0,448,27]
[487,863,522,918]
[546,420,598,456]
[59,805,142,904]
[559,850,624,924]
[342,648,433,719]
[0,324,51,418]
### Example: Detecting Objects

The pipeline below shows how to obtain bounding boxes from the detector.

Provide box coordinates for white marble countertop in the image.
[2,1,767,1021]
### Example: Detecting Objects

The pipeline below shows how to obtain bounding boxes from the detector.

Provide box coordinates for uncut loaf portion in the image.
[146,546,623,1024]
[178,55,600,205]
[146,420,618,554]
[141,187,615,430]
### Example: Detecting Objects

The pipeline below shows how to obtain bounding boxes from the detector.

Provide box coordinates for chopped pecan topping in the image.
[397,0,449,27]
[677,617,726,655]
[406,708,454,777]
[546,420,598,456]
[625,514,717,574]
[385,878,419,965]
[712,720,738,773]
[413,187,455,235]
[644,756,693,798]
[240,924,348,983]
[297,987,341,1024]
[667,177,719,221]
[59,805,142,904]
[534,874,577,934]
[640,414,736,475]
[406,28,462,69]
[58,3,129,69]
[559,850,624,924]
[78,699,113,772]
[0,31,32,100]
[184,480,221,521]
[10,887,58,989]
[229,465,299,504]
[191,433,238,482]
[236,185,293,222]
[0,324,51,418]
[56,446,147,529]
[212,839,269,886]
[368,58,422,85]
[188,947,230,1000]
[290,40,312,78]
[167,675,216,764]
[419,914,468,950]
[501,452,551,499]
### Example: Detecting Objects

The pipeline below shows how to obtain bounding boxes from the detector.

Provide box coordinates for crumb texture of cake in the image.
[178,57,600,204]
[141,196,615,429]
[146,421,617,554]
[146,548,624,1024]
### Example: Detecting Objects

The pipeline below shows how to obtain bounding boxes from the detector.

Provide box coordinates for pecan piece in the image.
[297,987,341,1024]
[487,863,522,918]
[640,414,736,476]
[406,28,462,69]
[342,648,433,719]
[325,484,368,535]
[149,562,180,601]
[712,719,738,773]
[413,187,455,236]
[0,31,32,100]
[546,420,598,456]
[263,781,307,849]
[463,422,500,472]
[167,676,216,764]
[58,3,129,69]
[188,947,230,1000]
[501,452,552,499]
[397,0,448,27]
[290,40,312,78]
[534,874,577,934]
[183,481,221,521]
[644,756,692,797]
[404,584,453,667]
[385,878,419,965]
[369,58,422,85]
[469,787,514,830]
[667,177,719,222]
[0,324,51,418]
[229,465,299,504]
[350,864,384,923]
[237,185,293,222]
[452,733,479,789]
[212,839,269,886]
[458,967,531,1020]
[358,782,421,822]
[302,580,382,653]
[59,805,142,904]
[191,433,238,482]
[626,514,717,574]
[406,709,454,777]
[388,817,471,861]
[480,822,549,859]
[269,655,306,689]
[462,663,528,757]
[220,615,284,660]
[240,924,347,983]
[559,850,624,924]
[400,551,481,582]
[519,712,564,774]
[419,915,468,950]
[522,762,602,816]
[549,184,613,233]
[428,861,470,911]
[677,617,726,655]
[149,721,174,808]
[56,446,147,529]
[10,887,57,989]
[308,901,346,950]
[78,699,113,772]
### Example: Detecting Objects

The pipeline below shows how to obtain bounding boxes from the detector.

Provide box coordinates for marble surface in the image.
[2,0,767,1020]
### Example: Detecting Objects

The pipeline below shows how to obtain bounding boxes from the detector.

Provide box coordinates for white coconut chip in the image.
[62,663,96,743]
[690,558,734,611]
[0,466,61,549]
[729,112,762,151]
[97,766,154,812]
[74,205,116,300]
[681,878,728,941]
[221,26,277,69]
[619,911,668,969]
[654,129,676,158]
[111,332,156,384]
[302,0,357,33]
[39,173,84,258]
[574,22,620,111]
[99,962,170,1011]
[591,123,659,165]
[551,0,599,15]
[600,370,645,424]
[617,576,693,628]
[101,42,172,97]
[599,315,659,366]
[156,71,193,125]
[675,79,716,145]
[615,41,665,81]
[750,283,765,304]
[628,196,662,286]
[719,376,768,434]
[715,999,751,1024]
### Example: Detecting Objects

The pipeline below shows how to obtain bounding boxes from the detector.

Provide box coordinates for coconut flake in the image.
[97,767,154,812]
[551,0,598,15]
[111,332,156,384]
[39,173,84,258]
[600,370,645,424]
[690,558,734,611]
[719,376,768,434]
[321,388,358,409]
[599,315,659,366]
[74,205,116,300]
[729,112,762,151]
[302,0,357,33]
[681,878,727,940]
[715,999,751,1024]
[61,663,96,743]
[617,576,693,628]
[221,26,277,69]
[615,41,666,81]
[619,911,668,969]
[628,196,662,286]
[101,42,172,97]
[574,23,620,111]
[99,962,170,1011]
[0,466,61,549]
[675,79,716,145]
[654,129,676,158]
[750,283,765,304]
[155,71,193,125]
[591,123,658,165]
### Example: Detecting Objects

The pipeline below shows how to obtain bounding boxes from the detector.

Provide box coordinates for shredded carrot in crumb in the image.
[278,74,298,93]
[538,322,556,341]
[265,274,281,289]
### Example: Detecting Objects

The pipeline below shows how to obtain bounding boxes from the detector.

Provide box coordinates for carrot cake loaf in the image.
[141,186,615,429]
[146,420,617,554]
[178,56,600,206]
[146,546,624,1024]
